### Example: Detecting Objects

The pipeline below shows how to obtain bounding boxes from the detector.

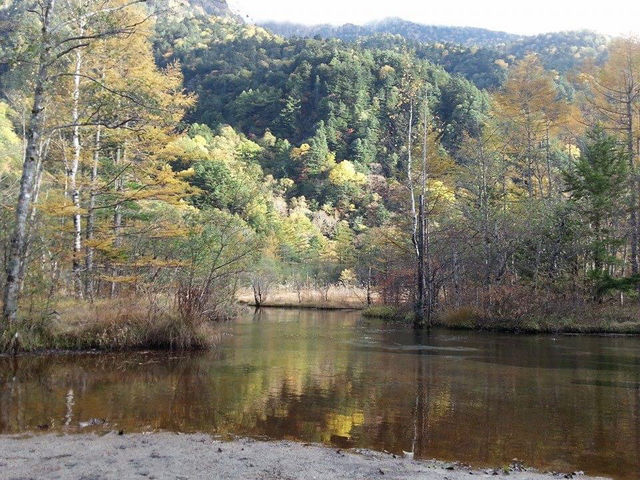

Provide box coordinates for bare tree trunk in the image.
[406,100,426,327]
[111,146,123,298]
[407,100,418,257]
[2,0,56,328]
[545,123,552,198]
[415,195,428,328]
[627,101,639,279]
[85,126,101,300]
[252,280,268,307]
[70,25,84,298]
[414,93,432,329]
[480,142,492,307]
[422,95,434,327]
[17,143,48,294]
[453,249,460,308]
[526,125,534,197]
[423,128,432,326]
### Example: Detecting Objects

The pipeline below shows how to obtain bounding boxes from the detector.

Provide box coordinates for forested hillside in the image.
[155,15,488,162]
[1,0,640,353]
[263,19,610,88]
[261,18,522,47]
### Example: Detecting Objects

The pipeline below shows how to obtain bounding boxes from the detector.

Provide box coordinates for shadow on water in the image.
[1,308,639,479]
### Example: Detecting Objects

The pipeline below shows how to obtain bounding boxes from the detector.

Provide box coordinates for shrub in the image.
[362,305,401,320]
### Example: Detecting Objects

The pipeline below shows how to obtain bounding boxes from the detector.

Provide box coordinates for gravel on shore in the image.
[0,432,608,480]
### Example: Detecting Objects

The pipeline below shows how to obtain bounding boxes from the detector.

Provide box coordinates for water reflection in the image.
[1,309,639,479]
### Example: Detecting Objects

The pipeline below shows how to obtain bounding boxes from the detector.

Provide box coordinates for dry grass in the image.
[237,285,371,310]
[364,301,640,334]
[362,305,413,321]
[438,306,640,334]
[1,296,224,353]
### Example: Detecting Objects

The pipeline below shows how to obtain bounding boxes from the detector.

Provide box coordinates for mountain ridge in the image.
[259,17,609,77]
[259,17,610,52]
[260,17,523,47]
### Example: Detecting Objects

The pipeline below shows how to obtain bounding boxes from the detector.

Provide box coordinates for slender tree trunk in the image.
[407,101,426,328]
[545,123,552,198]
[111,146,123,298]
[85,127,101,300]
[526,122,534,197]
[453,249,460,308]
[480,143,492,306]
[2,0,56,328]
[422,97,433,327]
[70,27,84,298]
[17,145,47,293]
[366,266,372,305]
[628,108,639,271]
[415,195,428,328]
[414,94,432,329]
[407,100,418,257]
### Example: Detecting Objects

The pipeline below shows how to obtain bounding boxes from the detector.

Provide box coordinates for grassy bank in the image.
[0,297,225,354]
[236,285,370,310]
[363,304,640,334]
[6,292,638,354]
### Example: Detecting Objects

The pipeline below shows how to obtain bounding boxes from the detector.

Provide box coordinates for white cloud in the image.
[227,0,640,36]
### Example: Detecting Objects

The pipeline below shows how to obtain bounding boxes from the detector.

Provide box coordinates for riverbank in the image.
[5,293,640,355]
[0,297,224,354]
[363,304,640,334]
[0,433,605,480]
[236,285,369,310]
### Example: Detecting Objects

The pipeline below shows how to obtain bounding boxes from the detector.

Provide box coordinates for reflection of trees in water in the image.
[65,389,74,426]
[412,329,430,458]
[1,314,640,479]
[0,352,212,432]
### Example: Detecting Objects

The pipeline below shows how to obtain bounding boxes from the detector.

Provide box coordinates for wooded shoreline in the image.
[3,1,640,354]
[3,296,639,355]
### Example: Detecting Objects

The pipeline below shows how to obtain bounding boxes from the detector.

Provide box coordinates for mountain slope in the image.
[261,18,609,76]
[261,18,521,47]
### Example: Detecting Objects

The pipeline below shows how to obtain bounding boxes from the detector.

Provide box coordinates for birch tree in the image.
[2,0,149,327]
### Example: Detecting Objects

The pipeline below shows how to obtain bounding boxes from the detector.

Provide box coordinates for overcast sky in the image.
[227,0,640,36]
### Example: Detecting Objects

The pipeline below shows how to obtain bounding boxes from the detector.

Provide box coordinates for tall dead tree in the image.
[407,99,423,327]
[420,92,433,328]
[408,89,433,329]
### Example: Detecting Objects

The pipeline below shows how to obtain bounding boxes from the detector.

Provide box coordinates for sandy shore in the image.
[0,432,607,480]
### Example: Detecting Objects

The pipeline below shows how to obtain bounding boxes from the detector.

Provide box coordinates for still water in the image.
[1,309,639,479]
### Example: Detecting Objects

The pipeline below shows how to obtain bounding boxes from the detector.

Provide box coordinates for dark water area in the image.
[1,309,639,479]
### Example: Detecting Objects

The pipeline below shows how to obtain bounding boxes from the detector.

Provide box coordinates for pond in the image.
[1,309,639,479]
